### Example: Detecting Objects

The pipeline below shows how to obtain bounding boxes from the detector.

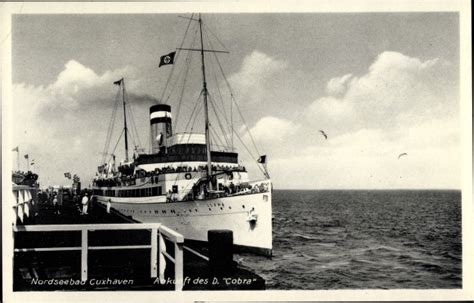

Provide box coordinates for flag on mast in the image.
[12,146,19,152]
[24,154,29,159]
[159,51,176,67]
[257,155,266,164]
[113,78,123,86]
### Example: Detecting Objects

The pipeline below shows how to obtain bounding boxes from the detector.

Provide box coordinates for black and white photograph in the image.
[1,1,472,302]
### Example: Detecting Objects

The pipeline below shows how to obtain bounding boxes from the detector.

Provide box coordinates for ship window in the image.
[172,185,178,193]
[158,186,162,195]
[152,187,157,196]
[140,188,145,197]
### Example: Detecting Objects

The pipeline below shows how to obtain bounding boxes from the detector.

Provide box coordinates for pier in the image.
[12,186,265,291]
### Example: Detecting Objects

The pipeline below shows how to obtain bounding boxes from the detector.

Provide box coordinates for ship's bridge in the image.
[136,132,239,171]
[169,133,234,153]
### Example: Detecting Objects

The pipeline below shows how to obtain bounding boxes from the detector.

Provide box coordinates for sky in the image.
[10,12,461,189]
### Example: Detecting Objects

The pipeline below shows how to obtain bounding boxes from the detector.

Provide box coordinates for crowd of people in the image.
[37,189,94,216]
[94,164,247,188]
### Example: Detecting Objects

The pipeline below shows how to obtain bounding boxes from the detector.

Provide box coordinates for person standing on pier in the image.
[52,193,60,215]
[81,193,89,215]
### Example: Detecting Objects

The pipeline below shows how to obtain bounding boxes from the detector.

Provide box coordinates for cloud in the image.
[265,51,460,189]
[270,117,460,189]
[228,50,287,104]
[307,51,457,135]
[246,116,296,143]
[11,60,154,186]
[326,73,353,96]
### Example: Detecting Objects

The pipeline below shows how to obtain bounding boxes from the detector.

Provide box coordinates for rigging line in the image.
[124,93,140,143]
[210,51,235,149]
[211,48,261,156]
[207,39,236,148]
[209,97,230,148]
[233,98,262,156]
[171,95,206,188]
[183,90,203,133]
[164,25,199,104]
[102,90,120,162]
[109,128,125,164]
[174,37,196,131]
[101,89,121,164]
[126,102,142,148]
[189,100,204,134]
[159,13,195,103]
[208,89,232,142]
[209,125,225,150]
[231,125,267,177]
[206,31,231,134]
[203,23,228,52]
[208,94,231,148]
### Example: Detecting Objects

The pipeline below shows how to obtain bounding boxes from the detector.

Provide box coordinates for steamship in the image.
[92,14,272,256]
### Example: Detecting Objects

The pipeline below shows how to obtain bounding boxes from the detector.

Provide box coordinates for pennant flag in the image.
[159,51,176,67]
[64,172,71,179]
[113,78,123,86]
[12,146,19,152]
[30,159,35,166]
[24,154,29,159]
[257,155,267,164]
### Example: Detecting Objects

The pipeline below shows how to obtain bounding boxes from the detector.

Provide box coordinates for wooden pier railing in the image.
[13,223,184,290]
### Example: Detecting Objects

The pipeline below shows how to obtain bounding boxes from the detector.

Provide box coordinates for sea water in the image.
[239,190,461,289]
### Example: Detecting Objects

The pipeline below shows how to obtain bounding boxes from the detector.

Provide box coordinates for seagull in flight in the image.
[398,152,408,159]
[319,130,328,140]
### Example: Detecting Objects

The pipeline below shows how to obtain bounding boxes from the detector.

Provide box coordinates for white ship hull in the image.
[96,190,272,256]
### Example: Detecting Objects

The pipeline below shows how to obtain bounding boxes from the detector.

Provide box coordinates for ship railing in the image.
[13,223,185,290]
[229,179,272,196]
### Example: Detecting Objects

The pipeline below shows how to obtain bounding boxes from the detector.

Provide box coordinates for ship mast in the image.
[198,14,213,189]
[176,14,229,189]
[121,78,129,162]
